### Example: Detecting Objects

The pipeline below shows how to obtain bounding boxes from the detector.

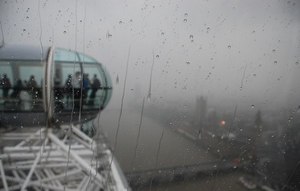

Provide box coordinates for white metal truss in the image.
[0,125,129,191]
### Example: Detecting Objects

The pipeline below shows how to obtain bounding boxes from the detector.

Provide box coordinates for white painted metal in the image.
[0,126,130,191]
[0,160,8,191]
[21,138,48,191]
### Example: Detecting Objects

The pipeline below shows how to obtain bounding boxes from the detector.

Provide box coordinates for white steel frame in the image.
[0,125,129,191]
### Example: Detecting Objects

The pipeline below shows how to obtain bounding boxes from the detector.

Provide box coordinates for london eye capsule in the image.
[0,44,112,127]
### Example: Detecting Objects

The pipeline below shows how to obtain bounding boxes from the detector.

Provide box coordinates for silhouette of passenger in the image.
[26,75,39,99]
[82,73,90,104]
[1,74,11,98]
[72,71,82,109]
[64,74,73,106]
[54,79,64,111]
[10,79,23,100]
[89,74,101,105]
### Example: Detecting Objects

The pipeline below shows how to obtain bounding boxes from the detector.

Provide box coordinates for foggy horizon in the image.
[1,0,299,112]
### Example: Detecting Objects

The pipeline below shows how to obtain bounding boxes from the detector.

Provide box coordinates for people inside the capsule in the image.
[64,74,73,106]
[82,73,90,104]
[72,71,82,109]
[54,79,64,111]
[10,79,23,101]
[26,75,41,100]
[0,73,11,99]
[88,74,101,105]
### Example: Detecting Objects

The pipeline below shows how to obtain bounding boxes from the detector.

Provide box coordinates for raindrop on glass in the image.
[183,18,187,23]
[156,55,159,58]
[227,45,231,49]
[106,32,112,38]
[184,13,188,17]
[274,60,278,64]
[295,61,299,65]
[63,30,67,34]
[186,61,190,65]
[189,34,193,39]
[116,75,119,84]
[251,105,255,109]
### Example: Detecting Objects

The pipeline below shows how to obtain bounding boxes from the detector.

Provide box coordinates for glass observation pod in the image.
[0,44,112,127]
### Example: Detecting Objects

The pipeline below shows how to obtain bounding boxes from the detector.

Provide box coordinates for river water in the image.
[96,108,258,191]
[97,108,214,173]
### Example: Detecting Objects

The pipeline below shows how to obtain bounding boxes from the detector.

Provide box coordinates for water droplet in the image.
[252,74,256,76]
[227,45,231,49]
[20,125,23,128]
[26,16,29,19]
[184,13,188,17]
[13,116,17,119]
[272,49,276,52]
[23,29,26,32]
[251,105,255,109]
[119,20,123,24]
[161,32,165,35]
[189,34,193,39]
[156,55,159,58]
[183,18,187,22]
[106,32,112,38]
[63,30,67,34]
[116,75,119,84]
[274,60,278,64]
[186,61,190,65]
[295,61,299,65]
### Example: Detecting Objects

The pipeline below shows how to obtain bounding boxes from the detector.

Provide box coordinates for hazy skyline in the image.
[1,0,299,111]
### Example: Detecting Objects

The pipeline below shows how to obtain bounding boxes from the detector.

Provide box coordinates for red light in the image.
[220,120,226,126]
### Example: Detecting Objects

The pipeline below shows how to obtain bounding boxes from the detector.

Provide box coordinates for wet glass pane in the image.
[0,60,44,111]
[0,0,299,190]
[54,48,79,62]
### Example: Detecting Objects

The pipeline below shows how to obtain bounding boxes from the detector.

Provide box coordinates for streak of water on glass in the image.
[240,64,247,90]
[150,122,166,190]
[131,97,145,169]
[0,21,5,46]
[64,0,79,188]
[37,0,46,188]
[111,47,131,166]
[147,51,155,100]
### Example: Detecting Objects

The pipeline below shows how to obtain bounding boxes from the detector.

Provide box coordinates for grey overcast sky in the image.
[0,0,299,111]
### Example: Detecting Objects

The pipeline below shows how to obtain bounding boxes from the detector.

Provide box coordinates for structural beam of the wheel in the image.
[21,138,48,191]
[48,133,104,185]
[0,160,9,191]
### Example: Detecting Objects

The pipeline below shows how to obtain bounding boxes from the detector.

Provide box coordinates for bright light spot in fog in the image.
[220,120,226,126]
